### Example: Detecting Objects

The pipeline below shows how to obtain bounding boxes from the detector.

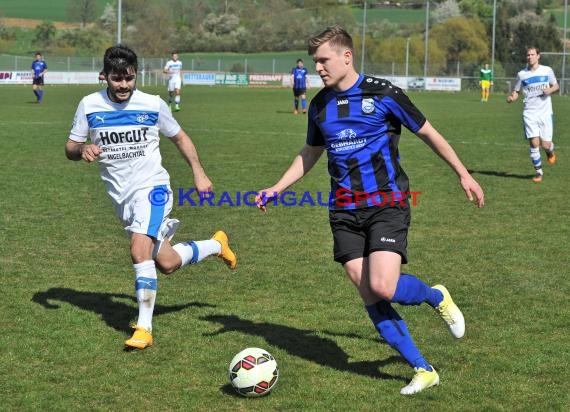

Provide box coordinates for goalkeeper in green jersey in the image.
[479,63,493,102]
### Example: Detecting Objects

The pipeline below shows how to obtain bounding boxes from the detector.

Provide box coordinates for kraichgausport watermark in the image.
[148,186,170,206]
[148,187,422,207]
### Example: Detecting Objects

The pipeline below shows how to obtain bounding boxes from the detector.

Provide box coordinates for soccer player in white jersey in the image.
[507,46,558,182]
[65,44,237,350]
[163,51,183,111]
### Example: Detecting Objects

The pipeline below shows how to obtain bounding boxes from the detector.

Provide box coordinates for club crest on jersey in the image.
[362,98,375,114]
[336,129,357,140]
[137,113,149,123]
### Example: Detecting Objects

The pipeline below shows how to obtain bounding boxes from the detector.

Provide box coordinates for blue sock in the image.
[366,301,432,370]
[301,99,306,110]
[392,273,443,307]
[38,90,43,101]
[33,90,39,99]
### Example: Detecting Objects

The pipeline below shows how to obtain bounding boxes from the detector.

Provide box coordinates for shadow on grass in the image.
[468,169,535,180]
[275,110,307,115]
[220,382,283,398]
[31,287,215,334]
[202,314,407,382]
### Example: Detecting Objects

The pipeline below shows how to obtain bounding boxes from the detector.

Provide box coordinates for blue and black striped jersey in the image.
[31,60,47,78]
[306,74,426,210]
[291,67,308,89]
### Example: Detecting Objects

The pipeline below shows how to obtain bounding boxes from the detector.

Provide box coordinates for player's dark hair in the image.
[103,44,138,75]
[297,58,303,63]
[308,25,354,55]
[526,45,540,55]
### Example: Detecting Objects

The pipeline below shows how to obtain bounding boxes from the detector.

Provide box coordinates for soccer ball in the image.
[228,347,279,397]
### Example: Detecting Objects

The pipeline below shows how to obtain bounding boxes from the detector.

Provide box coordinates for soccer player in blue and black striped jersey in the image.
[256,25,484,395]
[31,52,47,103]
[291,59,309,114]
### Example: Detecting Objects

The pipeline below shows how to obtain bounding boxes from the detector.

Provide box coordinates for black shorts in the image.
[293,88,306,97]
[329,206,410,265]
[33,77,44,86]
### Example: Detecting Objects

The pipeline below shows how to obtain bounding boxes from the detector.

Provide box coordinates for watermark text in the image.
[146,188,423,207]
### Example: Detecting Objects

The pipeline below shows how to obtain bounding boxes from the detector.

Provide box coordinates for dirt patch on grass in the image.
[0,17,81,30]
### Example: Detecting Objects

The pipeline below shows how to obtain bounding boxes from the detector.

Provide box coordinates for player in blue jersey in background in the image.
[31,52,47,103]
[256,25,484,395]
[291,59,309,114]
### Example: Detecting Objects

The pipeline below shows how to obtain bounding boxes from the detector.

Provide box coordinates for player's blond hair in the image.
[308,25,354,55]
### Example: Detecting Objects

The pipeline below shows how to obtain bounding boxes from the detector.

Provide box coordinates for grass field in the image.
[1,84,569,411]
[0,0,109,22]
[0,0,423,25]
[352,6,426,24]
[2,0,567,29]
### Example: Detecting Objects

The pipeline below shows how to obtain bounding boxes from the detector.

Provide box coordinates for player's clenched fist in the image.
[506,91,518,103]
[80,144,102,162]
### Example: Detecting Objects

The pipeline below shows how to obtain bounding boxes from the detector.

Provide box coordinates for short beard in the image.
[107,87,133,103]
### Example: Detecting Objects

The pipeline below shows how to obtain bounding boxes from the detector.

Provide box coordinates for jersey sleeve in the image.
[382,90,426,134]
[548,67,558,85]
[157,98,182,137]
[68,99,89,142]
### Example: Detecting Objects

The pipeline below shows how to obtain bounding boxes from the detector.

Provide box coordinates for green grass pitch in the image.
[1,84,568,410]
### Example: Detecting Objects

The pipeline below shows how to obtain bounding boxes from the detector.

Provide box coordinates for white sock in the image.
[175,96,180,104]
[529,146,542,171]
[172,239,221,267]
[134,260,157,331]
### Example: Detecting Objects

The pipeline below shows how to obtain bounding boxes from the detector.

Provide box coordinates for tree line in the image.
[0,0,564,78]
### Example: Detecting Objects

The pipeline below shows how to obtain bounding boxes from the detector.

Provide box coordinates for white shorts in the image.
[168,76,182,92]
[523,113,553,141]
[116,185,178,256]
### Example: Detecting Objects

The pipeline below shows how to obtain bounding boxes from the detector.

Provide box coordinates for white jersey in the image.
[68,89,181,206]
[164,59,183,80]
[514,64,557,115]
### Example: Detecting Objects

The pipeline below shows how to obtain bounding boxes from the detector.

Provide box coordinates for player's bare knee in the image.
[155,258,179,275]
[370,281,396,301]
[131,252,150,264]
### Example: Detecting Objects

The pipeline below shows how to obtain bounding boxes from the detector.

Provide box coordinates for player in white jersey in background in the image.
[163,51,183,111]
[65,44,237,350]
[507,46,558,182]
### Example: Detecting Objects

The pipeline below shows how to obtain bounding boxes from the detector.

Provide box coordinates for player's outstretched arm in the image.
[255,144,324,212]
[65,139,102,162]
[415,121,484,208]
[170,130,213,194]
